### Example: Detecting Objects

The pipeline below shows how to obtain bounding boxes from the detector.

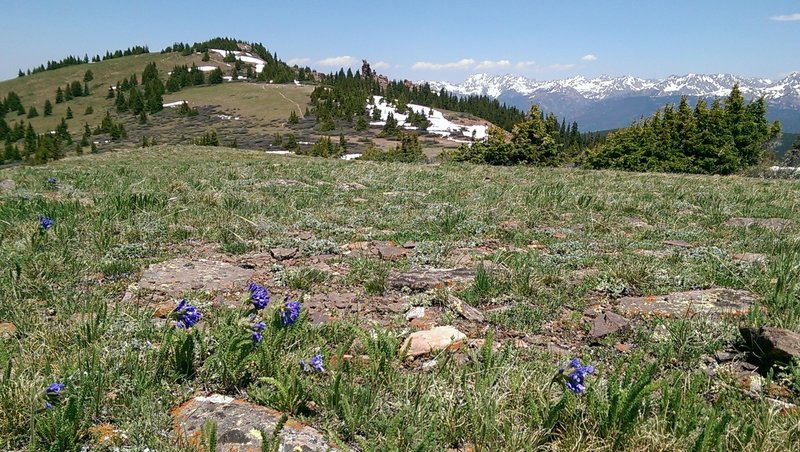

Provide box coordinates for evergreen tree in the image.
[288,110,299,124]
[202,50,210,61]
[75,142,83,155]
[70,80,83,98]
[84,106,93,115]
[27,106,39,118]
[84,82,90,96]
[65,107,73,119]
[208,67,224,84]
[83,69,93,82]
[55,87,64,104]
[44,100,53,116]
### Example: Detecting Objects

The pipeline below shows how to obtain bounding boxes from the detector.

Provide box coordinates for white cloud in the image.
[286,57,310,66]
[411,58,476,70]
[770,13,800,21]
[581,54,598,61]
[516,60,537,69]
[373,61,390,69]
[475,59,511,70]
[316,56,356,67]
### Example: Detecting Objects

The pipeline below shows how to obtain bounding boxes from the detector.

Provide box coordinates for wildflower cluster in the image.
[45,382,65,409]
[39,215,53,230]
[251,321,265,343]
[248,282,270,310]
[280,298,302,326]
[173,299,202,329]
[47,177,58,187]
[558,358,595,394]
[301,354,325,373]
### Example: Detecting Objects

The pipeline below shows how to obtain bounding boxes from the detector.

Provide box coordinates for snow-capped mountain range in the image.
[423,73,800,132]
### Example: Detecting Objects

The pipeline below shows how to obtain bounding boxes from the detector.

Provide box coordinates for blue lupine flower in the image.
[280,299,301,326]
[247,282,270,310]
[251,321,266,343]
[47,177,57,186]
[173,299,202,329]
[558,358,595,394]
[301,354,324,373]
[46,382,65,397]
[310,354,324,372]
[39,216,53,230]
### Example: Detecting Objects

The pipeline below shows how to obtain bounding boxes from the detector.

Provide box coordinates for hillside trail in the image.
[262,84,304,118]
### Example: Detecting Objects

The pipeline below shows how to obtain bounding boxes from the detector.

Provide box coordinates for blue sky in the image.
[1,0,798,82]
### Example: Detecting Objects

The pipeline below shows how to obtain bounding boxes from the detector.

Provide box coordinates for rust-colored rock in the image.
[0,322,17,339]
[617,288,755,318]
[375,242,409,260]
[401,326,467,358]
[172,394,337,451]
[663,240,692,248]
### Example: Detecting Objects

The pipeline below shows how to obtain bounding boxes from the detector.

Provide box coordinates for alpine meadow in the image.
[2,2,800,451]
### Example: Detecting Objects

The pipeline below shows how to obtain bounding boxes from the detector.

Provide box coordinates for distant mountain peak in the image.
[420,72,800,132]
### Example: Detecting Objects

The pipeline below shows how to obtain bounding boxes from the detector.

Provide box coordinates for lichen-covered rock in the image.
[0,179,16,193]
[172,394,337,451]
[740,326,800,365]
[388,268,475,291]
[589,312,630,338]
[136,258,254,298]
[617,288,755,318]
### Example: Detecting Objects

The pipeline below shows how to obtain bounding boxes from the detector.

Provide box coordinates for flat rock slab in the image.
[725,217,792,232]
[663,240,692,248]
[447,294,485,322]
[173,394,336,451]
[138,258,254,297]
[589,312,630,338]
[402,326,467,358]
[388,267,475,291]
[270,247,298,261]
[617,288,756,318]
[740,326,800,365]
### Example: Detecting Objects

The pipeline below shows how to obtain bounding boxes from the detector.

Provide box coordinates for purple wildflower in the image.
[173,299,202,329]
[301,354,324,373]
[47,177,57,186]
[39,215,53,230]
[251,321,265,343]
[559,357,595,394]
[310,354,324,372]
[46,382,65,397]
[280,298,301,326]
[247,282,270,310]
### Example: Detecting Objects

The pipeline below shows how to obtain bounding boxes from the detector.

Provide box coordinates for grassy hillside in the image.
[1,146,799,450]
[1,51,314,153]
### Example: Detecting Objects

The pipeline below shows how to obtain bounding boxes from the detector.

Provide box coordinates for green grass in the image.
[1,146,800,450]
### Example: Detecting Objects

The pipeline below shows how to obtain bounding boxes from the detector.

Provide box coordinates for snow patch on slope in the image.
[367,95,487,141]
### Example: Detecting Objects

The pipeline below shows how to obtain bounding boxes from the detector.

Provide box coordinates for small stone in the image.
[0,179,15,193]
[652,324,670,341]
[406,306,426,320]
[447,294,485,322]
[296,231,313,241]
[714,351,737,363]
[663,240,692,248]
[421,359,438,371]
[0,322,18,339]
[740,326,800,365]
[614,343,634,353]
[402,241,417,249]
[401,326,467,358]
[624,216,652,229]
[499,219,523,230]
[589,312,630,339]
[375,242,409,260]
[337,181,366,191]
[270,247,298,261]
